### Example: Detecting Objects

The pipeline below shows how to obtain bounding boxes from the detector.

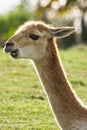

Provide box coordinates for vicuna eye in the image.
[29,34,40,40]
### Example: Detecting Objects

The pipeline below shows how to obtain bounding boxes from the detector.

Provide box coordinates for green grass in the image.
[0,45,87,130]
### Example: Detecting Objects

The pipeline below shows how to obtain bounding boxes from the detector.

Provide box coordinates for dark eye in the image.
[29,34,40,40]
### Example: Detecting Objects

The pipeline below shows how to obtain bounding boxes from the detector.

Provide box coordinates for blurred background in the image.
[0,0,87,49]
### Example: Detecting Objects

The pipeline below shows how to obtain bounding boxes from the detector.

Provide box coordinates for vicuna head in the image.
[4,21,75,61]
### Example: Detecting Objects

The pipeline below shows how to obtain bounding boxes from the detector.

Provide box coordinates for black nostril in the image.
[4,42,14,53]
[6,42,14,47]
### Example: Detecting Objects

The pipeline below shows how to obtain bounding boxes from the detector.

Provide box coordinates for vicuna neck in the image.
[34,39,87,129]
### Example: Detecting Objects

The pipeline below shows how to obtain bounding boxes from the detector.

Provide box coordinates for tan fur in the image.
[4,21,87,130]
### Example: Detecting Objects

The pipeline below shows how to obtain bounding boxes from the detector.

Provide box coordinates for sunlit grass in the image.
[0,45,87,130]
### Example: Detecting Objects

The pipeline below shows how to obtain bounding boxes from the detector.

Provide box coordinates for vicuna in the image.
[4,21,87,130]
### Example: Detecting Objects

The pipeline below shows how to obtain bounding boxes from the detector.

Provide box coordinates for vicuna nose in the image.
[6,42,14,47]
[4,42,14,53]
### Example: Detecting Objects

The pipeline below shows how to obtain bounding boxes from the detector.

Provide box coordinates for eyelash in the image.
[29,34,40,40]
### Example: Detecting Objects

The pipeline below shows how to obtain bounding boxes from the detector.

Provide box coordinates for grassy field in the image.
[0,45,87,130]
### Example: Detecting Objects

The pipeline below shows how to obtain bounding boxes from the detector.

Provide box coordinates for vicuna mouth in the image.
[10,49,19,58]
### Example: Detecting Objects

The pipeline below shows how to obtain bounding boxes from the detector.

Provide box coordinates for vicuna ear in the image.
[50,27,76,39]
